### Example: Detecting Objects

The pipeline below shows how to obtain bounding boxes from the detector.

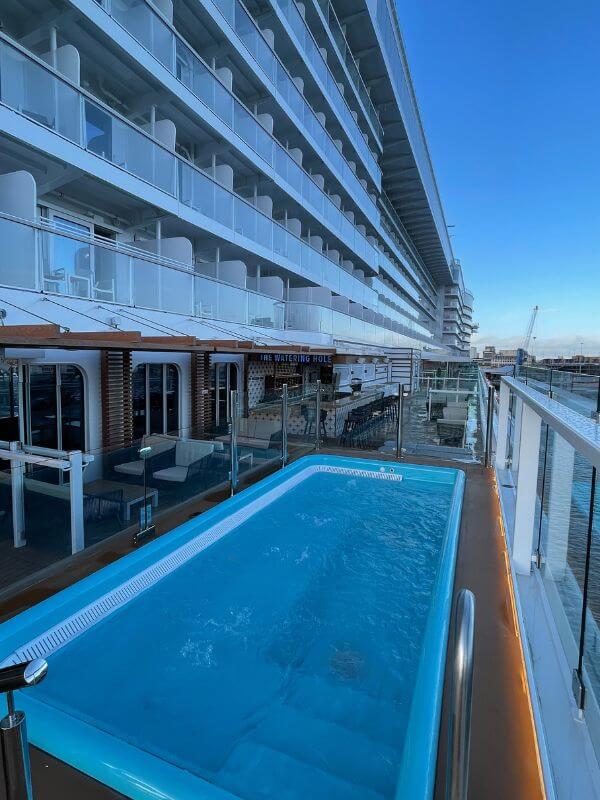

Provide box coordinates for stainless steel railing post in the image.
[315,380,322,451]
[281,383,288,467]
[0,659,48,800]
[446,588,475,800]
[396,383,404,460]
[484,384,494,467]
[229,389,238,497]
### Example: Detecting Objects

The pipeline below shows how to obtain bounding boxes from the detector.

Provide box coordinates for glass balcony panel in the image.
[218,282,248,323]
[254,34,276,82]
[112,0,173,69]
[583,485,600,760]
[0,44,80,143]
[214,182,234,228]
[217,0,235,25]
[161,268,194,314]
[234,103,258,152]
[132,256,160,309]
[538,431,591,673]
[195,274,219,318]
[248,293,281,328]
[255,125,273,164]
[255,212,273,250]
[213,81,235,128]
[0,217,37,290]
[93,249,131,304]
[234,198,256,240]
[273,225,287,258]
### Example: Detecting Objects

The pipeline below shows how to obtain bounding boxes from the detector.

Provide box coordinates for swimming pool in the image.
[0,455,464,800]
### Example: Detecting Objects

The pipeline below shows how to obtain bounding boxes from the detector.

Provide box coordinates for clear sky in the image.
[396,0,600,357]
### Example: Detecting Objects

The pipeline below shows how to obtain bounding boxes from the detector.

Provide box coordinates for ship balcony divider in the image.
[92,0,380,218]
[492,375,600,766]
[200,0,381,189]
[0,38,382,300]
[266,0,382,151]
[307,0,383,143]
[284,300,433,347]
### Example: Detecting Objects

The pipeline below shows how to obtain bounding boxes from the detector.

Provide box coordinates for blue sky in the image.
[396,0,600,356]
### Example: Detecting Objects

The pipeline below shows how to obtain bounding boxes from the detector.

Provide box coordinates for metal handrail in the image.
[446,588,475,800]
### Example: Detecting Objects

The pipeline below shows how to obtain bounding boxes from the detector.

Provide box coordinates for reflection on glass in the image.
[28,365,58,449]
[60,365,85,451]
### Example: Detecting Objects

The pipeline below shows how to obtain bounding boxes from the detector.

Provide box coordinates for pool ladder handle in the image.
[0,659,48,800]
[446,588,475,800]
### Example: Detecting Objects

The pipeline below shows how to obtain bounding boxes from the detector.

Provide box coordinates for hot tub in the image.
[0,455,465,800]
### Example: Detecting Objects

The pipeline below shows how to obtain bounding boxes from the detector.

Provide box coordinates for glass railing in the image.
[0,213,285,327]
[0,212,418,342]
[208,0,381,191]
[100,0,379,216]
[378,217,438,307]
[516,365,600,420]
[285,301,433,347]
[1,31,379,269]
[312,0,382,141]
[271,0,382,148]
[379,192,438,300]
[495,376,600,762]
[0,38,381,296]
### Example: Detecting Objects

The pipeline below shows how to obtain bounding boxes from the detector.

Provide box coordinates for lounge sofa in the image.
[152,440,221,483]
[113,435,177,479]
[217,418,281,450]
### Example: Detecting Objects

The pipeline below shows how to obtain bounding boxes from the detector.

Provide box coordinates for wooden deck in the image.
[1,451,545,799]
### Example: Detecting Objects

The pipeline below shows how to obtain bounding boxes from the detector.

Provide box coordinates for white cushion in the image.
[114,460,145,477]
[175,440,214,466]
[152,466,190,483]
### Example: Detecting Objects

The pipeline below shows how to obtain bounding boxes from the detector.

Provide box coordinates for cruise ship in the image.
[0,1,598,799]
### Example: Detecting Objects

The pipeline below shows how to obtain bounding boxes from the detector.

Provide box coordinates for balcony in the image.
[85,0,379,226]
[285,299,434,347]
[0,212,427,349]
[0,36,385,295]
[267,0,382,150]
[309,0,383,142]
[186,0,381,191]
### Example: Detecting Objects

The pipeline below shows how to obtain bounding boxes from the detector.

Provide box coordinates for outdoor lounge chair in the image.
[152,440,216,483]
[217,419,281,450]
[113,435,176,478]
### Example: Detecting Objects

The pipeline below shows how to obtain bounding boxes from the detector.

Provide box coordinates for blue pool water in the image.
[0,457,464,800]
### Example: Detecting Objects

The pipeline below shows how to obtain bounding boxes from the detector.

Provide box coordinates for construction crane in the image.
[517,305,539,365]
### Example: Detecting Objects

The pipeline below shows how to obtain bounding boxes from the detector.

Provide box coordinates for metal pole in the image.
[68,450,84,554]
[484,384,494,467]
[396,384,404,460]
[9,442,25,549]
[0,659,48,800]
[573,466,597,710]
[229,389,238,496]
[446,588,475,800]
[315,380,321,451]
[281,384,288,467]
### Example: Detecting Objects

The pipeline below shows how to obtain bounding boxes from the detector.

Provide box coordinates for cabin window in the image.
[132,364,180,438]
[24,365,85,451]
